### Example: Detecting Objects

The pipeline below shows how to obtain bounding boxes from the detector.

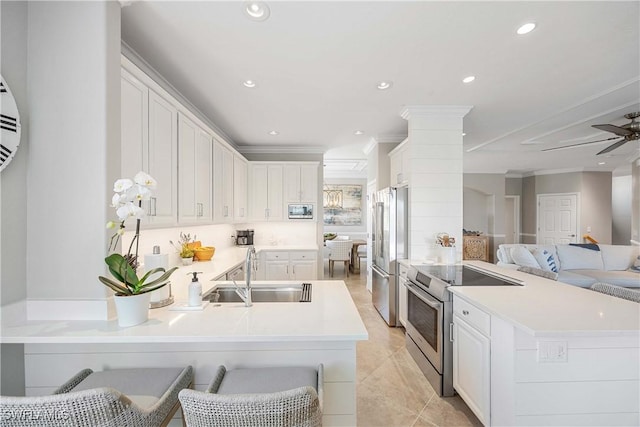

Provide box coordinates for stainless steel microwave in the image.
[288,204,313,219]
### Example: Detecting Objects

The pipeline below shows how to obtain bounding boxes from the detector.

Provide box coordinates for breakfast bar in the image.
[1,279,368,426]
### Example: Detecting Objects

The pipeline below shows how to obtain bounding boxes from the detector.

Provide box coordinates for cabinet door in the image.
[299,164,318,203]
[195,128,212,221]
[265,261,290,281]
[453,314,491,426]
[291,260,317,280]
[249,164,269,221]
[233,155,248,220]
[389,150,402,186]
[401,148,411,185]
[120,69,149,227]
[178,113,198,223]
[213,141,234,223]
[284,164,302,202]
[267,165,283,220]
[148,89,178,226]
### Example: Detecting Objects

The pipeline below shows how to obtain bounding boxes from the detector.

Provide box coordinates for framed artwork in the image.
[323,184,362,226]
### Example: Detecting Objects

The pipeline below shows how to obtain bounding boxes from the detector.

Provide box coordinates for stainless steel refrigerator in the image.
[371,186,408,326]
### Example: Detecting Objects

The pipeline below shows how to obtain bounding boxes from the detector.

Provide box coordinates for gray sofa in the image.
[497,244,640,288]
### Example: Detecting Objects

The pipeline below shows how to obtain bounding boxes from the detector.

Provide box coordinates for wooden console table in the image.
[463,235,489,262]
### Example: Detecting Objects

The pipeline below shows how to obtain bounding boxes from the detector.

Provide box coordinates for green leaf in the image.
[98,276,130,295]
[141,267,179,288]
[138,267,165,286]
[105,254,139,287]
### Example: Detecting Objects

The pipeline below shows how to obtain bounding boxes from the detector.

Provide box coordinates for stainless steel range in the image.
[405,264,523,396]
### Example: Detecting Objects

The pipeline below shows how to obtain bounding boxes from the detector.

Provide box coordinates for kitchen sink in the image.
[203,283,312,303]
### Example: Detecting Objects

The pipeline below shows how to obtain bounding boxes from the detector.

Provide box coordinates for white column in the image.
[632,157,640,245]
[400,105,472,262]
[26,1,121,319]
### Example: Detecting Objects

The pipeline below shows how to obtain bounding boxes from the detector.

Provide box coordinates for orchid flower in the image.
[125,184,152,202]
[113,178,133,193]
[134,171,157,190]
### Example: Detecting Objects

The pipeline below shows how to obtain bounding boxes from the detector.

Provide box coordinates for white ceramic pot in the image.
[181,257,193,266]
[114,292,151,327]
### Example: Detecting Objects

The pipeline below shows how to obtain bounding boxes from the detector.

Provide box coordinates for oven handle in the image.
[406,281,442,309]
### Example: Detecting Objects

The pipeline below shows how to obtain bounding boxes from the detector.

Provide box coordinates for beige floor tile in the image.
[333,262,481,427]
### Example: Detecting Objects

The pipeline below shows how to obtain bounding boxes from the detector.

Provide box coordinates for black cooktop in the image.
[411,264,524,287]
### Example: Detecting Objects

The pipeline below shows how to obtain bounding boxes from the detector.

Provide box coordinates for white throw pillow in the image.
[599,245,640,271]
[510,246,540,269]
[556,245,604,270]
[532,248,558,273]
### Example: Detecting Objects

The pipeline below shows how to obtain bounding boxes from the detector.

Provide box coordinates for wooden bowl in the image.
[194,246,215,261]
[187,241,201,250]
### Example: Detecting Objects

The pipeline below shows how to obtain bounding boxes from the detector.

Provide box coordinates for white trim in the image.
[536,192,581,244]
[523,167,611,177]
[400,105,473,120]
[237,145,326,155]
[27,299,113,321]
[520,233,537,237]
[362,138,377,155]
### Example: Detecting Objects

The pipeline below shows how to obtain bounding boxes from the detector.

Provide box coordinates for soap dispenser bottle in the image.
[188,272,203,307]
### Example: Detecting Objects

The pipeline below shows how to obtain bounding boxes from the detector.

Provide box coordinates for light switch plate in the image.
[537,340,568,363]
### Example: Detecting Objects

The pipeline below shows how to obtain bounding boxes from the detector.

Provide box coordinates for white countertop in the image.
[451,261,640,337]
[0,279,367,344]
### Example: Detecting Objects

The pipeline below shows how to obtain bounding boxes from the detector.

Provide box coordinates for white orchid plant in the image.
[98,171,177,296]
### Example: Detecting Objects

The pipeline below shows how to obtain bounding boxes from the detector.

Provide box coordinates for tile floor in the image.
[325,262,482,427]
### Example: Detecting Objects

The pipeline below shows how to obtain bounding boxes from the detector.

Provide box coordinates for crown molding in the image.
[362,138,377,155]
[237,145,326,155]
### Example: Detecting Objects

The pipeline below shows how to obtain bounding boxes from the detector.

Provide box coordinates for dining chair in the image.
[326,239,353,277]
[179,365,323,427]
[0,366,193,427]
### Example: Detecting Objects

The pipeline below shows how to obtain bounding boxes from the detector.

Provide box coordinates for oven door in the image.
[405,281,444,373]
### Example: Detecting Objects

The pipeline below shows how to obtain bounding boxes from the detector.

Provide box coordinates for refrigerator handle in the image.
[371,264,390,279]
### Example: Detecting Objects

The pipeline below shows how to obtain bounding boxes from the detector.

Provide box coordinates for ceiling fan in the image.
[542,112,640,155]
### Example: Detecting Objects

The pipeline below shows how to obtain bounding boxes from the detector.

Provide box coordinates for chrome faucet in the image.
[234,246,256,307]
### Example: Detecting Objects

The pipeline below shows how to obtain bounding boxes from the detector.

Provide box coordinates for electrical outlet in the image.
[537,341,568,363]
[587,226,592,233]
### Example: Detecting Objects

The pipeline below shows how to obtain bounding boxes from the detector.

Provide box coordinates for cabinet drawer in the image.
[398,263,409,278]
[265,251,289,261]
[453,297,490,336]
[290,251,316,261]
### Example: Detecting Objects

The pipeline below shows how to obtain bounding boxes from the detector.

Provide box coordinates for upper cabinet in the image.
[121,67,177,228]
[389,138,410,186]
[284,163,318,203]
[213,140,235,223]
[249,163,283,221]
[178,112,212,224]
[233,155,248,221]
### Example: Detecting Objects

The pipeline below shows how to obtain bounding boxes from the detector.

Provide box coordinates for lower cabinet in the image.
[260,251,317,281]
[398,264,409,327]
[452,296,491,426]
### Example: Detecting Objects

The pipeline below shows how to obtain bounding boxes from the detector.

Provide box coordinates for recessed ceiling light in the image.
[598,161,606,165]
[517,23,536,35]
[243,1,270,22]
[462,133,467,136]
[243,80,256,88]
[376,81,393,90]
[462,76,475,84]
[268,130,279,135]
[354,130,364,135]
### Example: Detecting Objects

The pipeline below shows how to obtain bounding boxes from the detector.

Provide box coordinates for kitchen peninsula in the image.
[0,248,367,426]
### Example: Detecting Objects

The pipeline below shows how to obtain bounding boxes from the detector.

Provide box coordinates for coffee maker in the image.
[235,229,254,246]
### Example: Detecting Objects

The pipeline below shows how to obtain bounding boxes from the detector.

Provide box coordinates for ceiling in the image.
[121,1,640,176]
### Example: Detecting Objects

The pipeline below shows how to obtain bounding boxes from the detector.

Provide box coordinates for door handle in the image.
[569,234,576,237]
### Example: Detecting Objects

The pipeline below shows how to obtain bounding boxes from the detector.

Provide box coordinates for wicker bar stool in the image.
[179,364,323,427]
[0,366,193,427]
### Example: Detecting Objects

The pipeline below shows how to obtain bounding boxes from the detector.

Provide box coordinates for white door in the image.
[266,261,290,280]
[178,113,198,223]
[299,164,318,203]
[504,196,520,244]
[233,155,248,220]
[291,261,316,280]
[195,128,212,221]
[537,193,578,244]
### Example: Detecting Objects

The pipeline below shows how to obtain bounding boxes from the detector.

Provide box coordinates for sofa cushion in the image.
[556,271,597,288]
[510,246,540,268]
[572,269,640,288]
[631,255,640,273]
[556,245,604,270]
[532,248,558,272]
[591,282,640,302]
[517,266,558,281]
[599,245,640,271]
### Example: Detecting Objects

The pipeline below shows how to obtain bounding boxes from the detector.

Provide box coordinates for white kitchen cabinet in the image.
[233,155,248,221]
[398,264,409,327]
[146,88,178,226]
[213,140,234,223]
[121,68,179,228]
[178,113,212,224]
[260,251,317,281]
[389,138,409,186]
[453,296,491,426]
[284,163,318,203]
[249,163,283,221]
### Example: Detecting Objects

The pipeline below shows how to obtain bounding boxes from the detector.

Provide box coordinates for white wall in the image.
[612,175,632,245]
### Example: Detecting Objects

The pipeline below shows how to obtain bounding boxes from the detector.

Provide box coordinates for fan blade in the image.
[592,124,634,136]
[596,138,628,155]
[541,136,621,152]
